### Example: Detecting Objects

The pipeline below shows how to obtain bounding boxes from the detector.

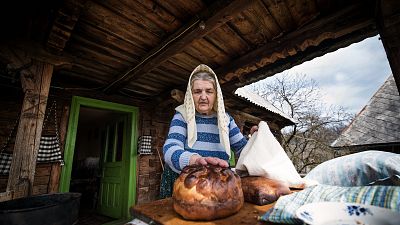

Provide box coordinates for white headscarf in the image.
[175,64,231,158]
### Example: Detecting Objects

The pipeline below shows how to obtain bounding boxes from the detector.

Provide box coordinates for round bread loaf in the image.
[172,164,244,220]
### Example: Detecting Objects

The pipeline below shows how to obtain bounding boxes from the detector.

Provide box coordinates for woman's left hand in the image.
[190,155,228,167]
[250,125,258,135]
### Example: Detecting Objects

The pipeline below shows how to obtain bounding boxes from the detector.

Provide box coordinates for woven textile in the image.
[305,150,400,186]
[0,153,12,175]
[138,135,152,155]
[37,135,62,162]
[260,184,400,224]
[0,136,63,175]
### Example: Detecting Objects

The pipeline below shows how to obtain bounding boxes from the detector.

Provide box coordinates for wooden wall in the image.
[0,86,67,198]
[136,103,175,204]
[0,85,283,204]
[0,84,173,203]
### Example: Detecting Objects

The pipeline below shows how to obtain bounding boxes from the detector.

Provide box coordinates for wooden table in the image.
[130,198,276,225]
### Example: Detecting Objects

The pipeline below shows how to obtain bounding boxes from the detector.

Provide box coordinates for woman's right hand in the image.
[189,155,229,167]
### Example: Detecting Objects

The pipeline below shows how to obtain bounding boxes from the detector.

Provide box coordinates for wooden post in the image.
[48,105,70,193]
[377,0,400,93]
[7,60,54,197]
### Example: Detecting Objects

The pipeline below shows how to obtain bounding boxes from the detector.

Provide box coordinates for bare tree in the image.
[248,73,353,173]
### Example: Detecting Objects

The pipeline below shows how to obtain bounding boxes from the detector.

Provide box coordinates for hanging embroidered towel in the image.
[138,135,152,155]
[235,121,317,188]
[37,135,63,162]
[0,152,12,175]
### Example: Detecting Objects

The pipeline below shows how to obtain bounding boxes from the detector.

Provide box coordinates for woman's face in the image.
[192,79,216,115]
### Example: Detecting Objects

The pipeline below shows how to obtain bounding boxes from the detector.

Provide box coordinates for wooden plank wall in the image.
[136,103,174,204]
[0,86,68,196]
[0,86,281,203]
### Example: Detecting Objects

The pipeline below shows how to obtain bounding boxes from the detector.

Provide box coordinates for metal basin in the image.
[0,192,81,225]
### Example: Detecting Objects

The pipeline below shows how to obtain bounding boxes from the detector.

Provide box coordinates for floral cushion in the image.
[259,184,400,224]
[305,150,400,186]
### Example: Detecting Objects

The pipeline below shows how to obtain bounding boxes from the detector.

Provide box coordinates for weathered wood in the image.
[131,0,182,33]
[35,163,53,174]
[0,191,12,202]
[46,0,86,53]
[263,0,294,32]
[170,52,202,71]
[191,38,231,65]
[70,34,139,64]
[32,185,48,195]
[100,0,166,37]
[0,42,73,68]
[205,23,250,57]
[103,0,256,93]
[83,1,160,49]
[219,2,376,89]
[59,105,70,153]
[284,0,318,27]
[236,7,274,45]
[47,103,65,193]
[33,176,50,186]
[48,164,61,193]
[67,42,132,69]
[377,0,400,93]
[0,176,7,191]
[171,89,184,103]
[130,198,276,225]
[7,60,53,197]
[76,21,148,57]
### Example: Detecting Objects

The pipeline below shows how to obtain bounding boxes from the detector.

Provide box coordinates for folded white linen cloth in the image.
[235,121,317,188]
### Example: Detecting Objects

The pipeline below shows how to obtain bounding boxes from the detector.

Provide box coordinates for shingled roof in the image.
[235,88,295,124]
[331,74,400,149]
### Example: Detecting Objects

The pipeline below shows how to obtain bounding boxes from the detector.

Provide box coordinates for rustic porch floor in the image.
[76,210,115,225]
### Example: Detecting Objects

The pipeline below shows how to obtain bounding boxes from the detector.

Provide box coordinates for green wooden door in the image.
[98,117,126,218]
[59,96,139,219]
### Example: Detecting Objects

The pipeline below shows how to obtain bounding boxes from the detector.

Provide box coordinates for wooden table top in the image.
[130,198,276,225]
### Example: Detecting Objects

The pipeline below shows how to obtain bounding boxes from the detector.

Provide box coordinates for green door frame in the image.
[59,96,138,218]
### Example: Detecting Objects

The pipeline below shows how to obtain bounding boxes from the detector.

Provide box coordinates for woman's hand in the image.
[189,155,229,167]
[250,125,258,135]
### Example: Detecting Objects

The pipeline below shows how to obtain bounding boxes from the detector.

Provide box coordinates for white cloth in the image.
[175,64,231,158]
[236,121,317,188]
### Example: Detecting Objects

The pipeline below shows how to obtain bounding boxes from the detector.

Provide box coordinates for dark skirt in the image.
[159,164,179,199]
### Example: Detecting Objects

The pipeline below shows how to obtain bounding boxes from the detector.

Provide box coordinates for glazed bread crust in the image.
[172,165,244,220]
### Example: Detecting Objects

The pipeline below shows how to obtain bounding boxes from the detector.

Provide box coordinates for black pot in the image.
[0,192,81,225]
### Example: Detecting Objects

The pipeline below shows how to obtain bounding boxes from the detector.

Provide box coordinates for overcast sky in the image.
[247,35,392,115]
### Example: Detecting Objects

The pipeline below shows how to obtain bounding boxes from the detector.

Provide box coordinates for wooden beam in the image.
[376,0,400,94]
[46,0,86,53]
[171,89,184,103]
[7,60,53,197]
[48,104,69,193]
[102,0,255,93]
[0,41,73,69]
[221,28,377,93]
[217,2,376,87]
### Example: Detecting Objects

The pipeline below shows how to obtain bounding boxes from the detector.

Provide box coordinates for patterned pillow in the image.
[259,184,400,224]
[305,150,400,186]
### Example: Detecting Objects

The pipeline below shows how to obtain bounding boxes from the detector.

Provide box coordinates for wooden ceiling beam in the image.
[218,2,377,90]
[376,0,400,94]
[46,0,87,53]
[221,27,377,93]
[102,0,255,94]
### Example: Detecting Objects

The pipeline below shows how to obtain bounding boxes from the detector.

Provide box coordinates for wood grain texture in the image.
[131,198,275,225]
[7,60,53,197]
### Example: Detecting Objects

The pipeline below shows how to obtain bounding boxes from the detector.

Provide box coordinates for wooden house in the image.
[0,0,399,221]
[332,74,400,153]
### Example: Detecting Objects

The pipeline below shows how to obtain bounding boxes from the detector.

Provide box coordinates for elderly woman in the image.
[160,64,257,198]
